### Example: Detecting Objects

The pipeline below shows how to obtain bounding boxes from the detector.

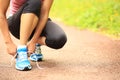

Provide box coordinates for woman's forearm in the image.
[30,12,48,43]
[30,0,53,43]
[0,16,12,43]
[0,0,12,43]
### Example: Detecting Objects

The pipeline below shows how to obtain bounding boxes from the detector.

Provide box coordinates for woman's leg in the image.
[8,0,41,44]
[20,13,38,45]
[37,20,67,49]
[20,0,41,45]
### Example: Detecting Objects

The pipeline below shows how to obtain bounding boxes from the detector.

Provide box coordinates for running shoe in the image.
[30,43,43,61]
[16,46,32,71]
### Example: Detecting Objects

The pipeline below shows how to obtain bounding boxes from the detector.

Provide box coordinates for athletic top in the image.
[9,0,27,15]
[9,0,44,16]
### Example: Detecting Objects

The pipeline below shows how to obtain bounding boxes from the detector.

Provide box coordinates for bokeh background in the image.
[50,0,120,39]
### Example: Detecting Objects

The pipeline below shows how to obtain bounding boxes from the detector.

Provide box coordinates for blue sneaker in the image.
[30,43,43,61]
[30,53,43,61]
[16,46,32,71]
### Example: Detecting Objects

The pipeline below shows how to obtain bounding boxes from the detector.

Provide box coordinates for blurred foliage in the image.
[50,0,120,38]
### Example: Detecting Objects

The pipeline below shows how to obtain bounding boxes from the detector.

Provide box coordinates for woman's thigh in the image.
[41,20,67,49]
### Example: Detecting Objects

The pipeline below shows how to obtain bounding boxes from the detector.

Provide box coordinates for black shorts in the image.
[7,0,67,49]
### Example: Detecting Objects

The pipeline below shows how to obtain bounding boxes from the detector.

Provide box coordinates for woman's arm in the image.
[0,0,12,43]
[0,0,17,55]
[30,0,54,43]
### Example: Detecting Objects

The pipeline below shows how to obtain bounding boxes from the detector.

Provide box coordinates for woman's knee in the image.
[46,33,67,49]
[23,0,41,17]
[28,0,41,8]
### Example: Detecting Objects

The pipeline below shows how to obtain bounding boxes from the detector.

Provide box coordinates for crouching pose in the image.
[0,0,67,71]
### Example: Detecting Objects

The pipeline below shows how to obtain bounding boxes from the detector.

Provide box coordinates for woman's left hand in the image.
[27,41,36,54]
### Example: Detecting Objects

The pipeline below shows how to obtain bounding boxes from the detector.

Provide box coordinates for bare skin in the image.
[0,0,16,56]
[0,0,54,55]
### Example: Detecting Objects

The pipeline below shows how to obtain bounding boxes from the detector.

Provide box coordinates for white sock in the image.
[17,45,27,49]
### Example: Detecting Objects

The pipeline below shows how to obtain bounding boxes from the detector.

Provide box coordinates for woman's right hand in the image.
[5,42,17,56]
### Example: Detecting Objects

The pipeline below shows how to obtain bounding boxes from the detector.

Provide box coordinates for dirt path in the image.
[0,22,120,80]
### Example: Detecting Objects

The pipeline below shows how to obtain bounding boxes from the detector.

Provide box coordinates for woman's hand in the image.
[27,41,36,54]
[6,42,17,56]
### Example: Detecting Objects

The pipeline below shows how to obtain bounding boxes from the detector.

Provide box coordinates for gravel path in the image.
[0,22,120,80]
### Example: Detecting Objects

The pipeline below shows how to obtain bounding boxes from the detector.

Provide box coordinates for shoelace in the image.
[0,53,17,68]
[35,55,43,70]
[0,53,43,70]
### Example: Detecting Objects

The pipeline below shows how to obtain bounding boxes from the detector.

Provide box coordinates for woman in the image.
[0,0,67,71]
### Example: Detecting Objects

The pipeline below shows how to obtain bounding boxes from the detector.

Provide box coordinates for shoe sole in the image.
[16,66,32,71]
[37,58,43,61]
[30,58,43,62]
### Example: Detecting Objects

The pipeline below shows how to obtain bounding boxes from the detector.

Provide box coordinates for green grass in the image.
[50,0,120,39]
